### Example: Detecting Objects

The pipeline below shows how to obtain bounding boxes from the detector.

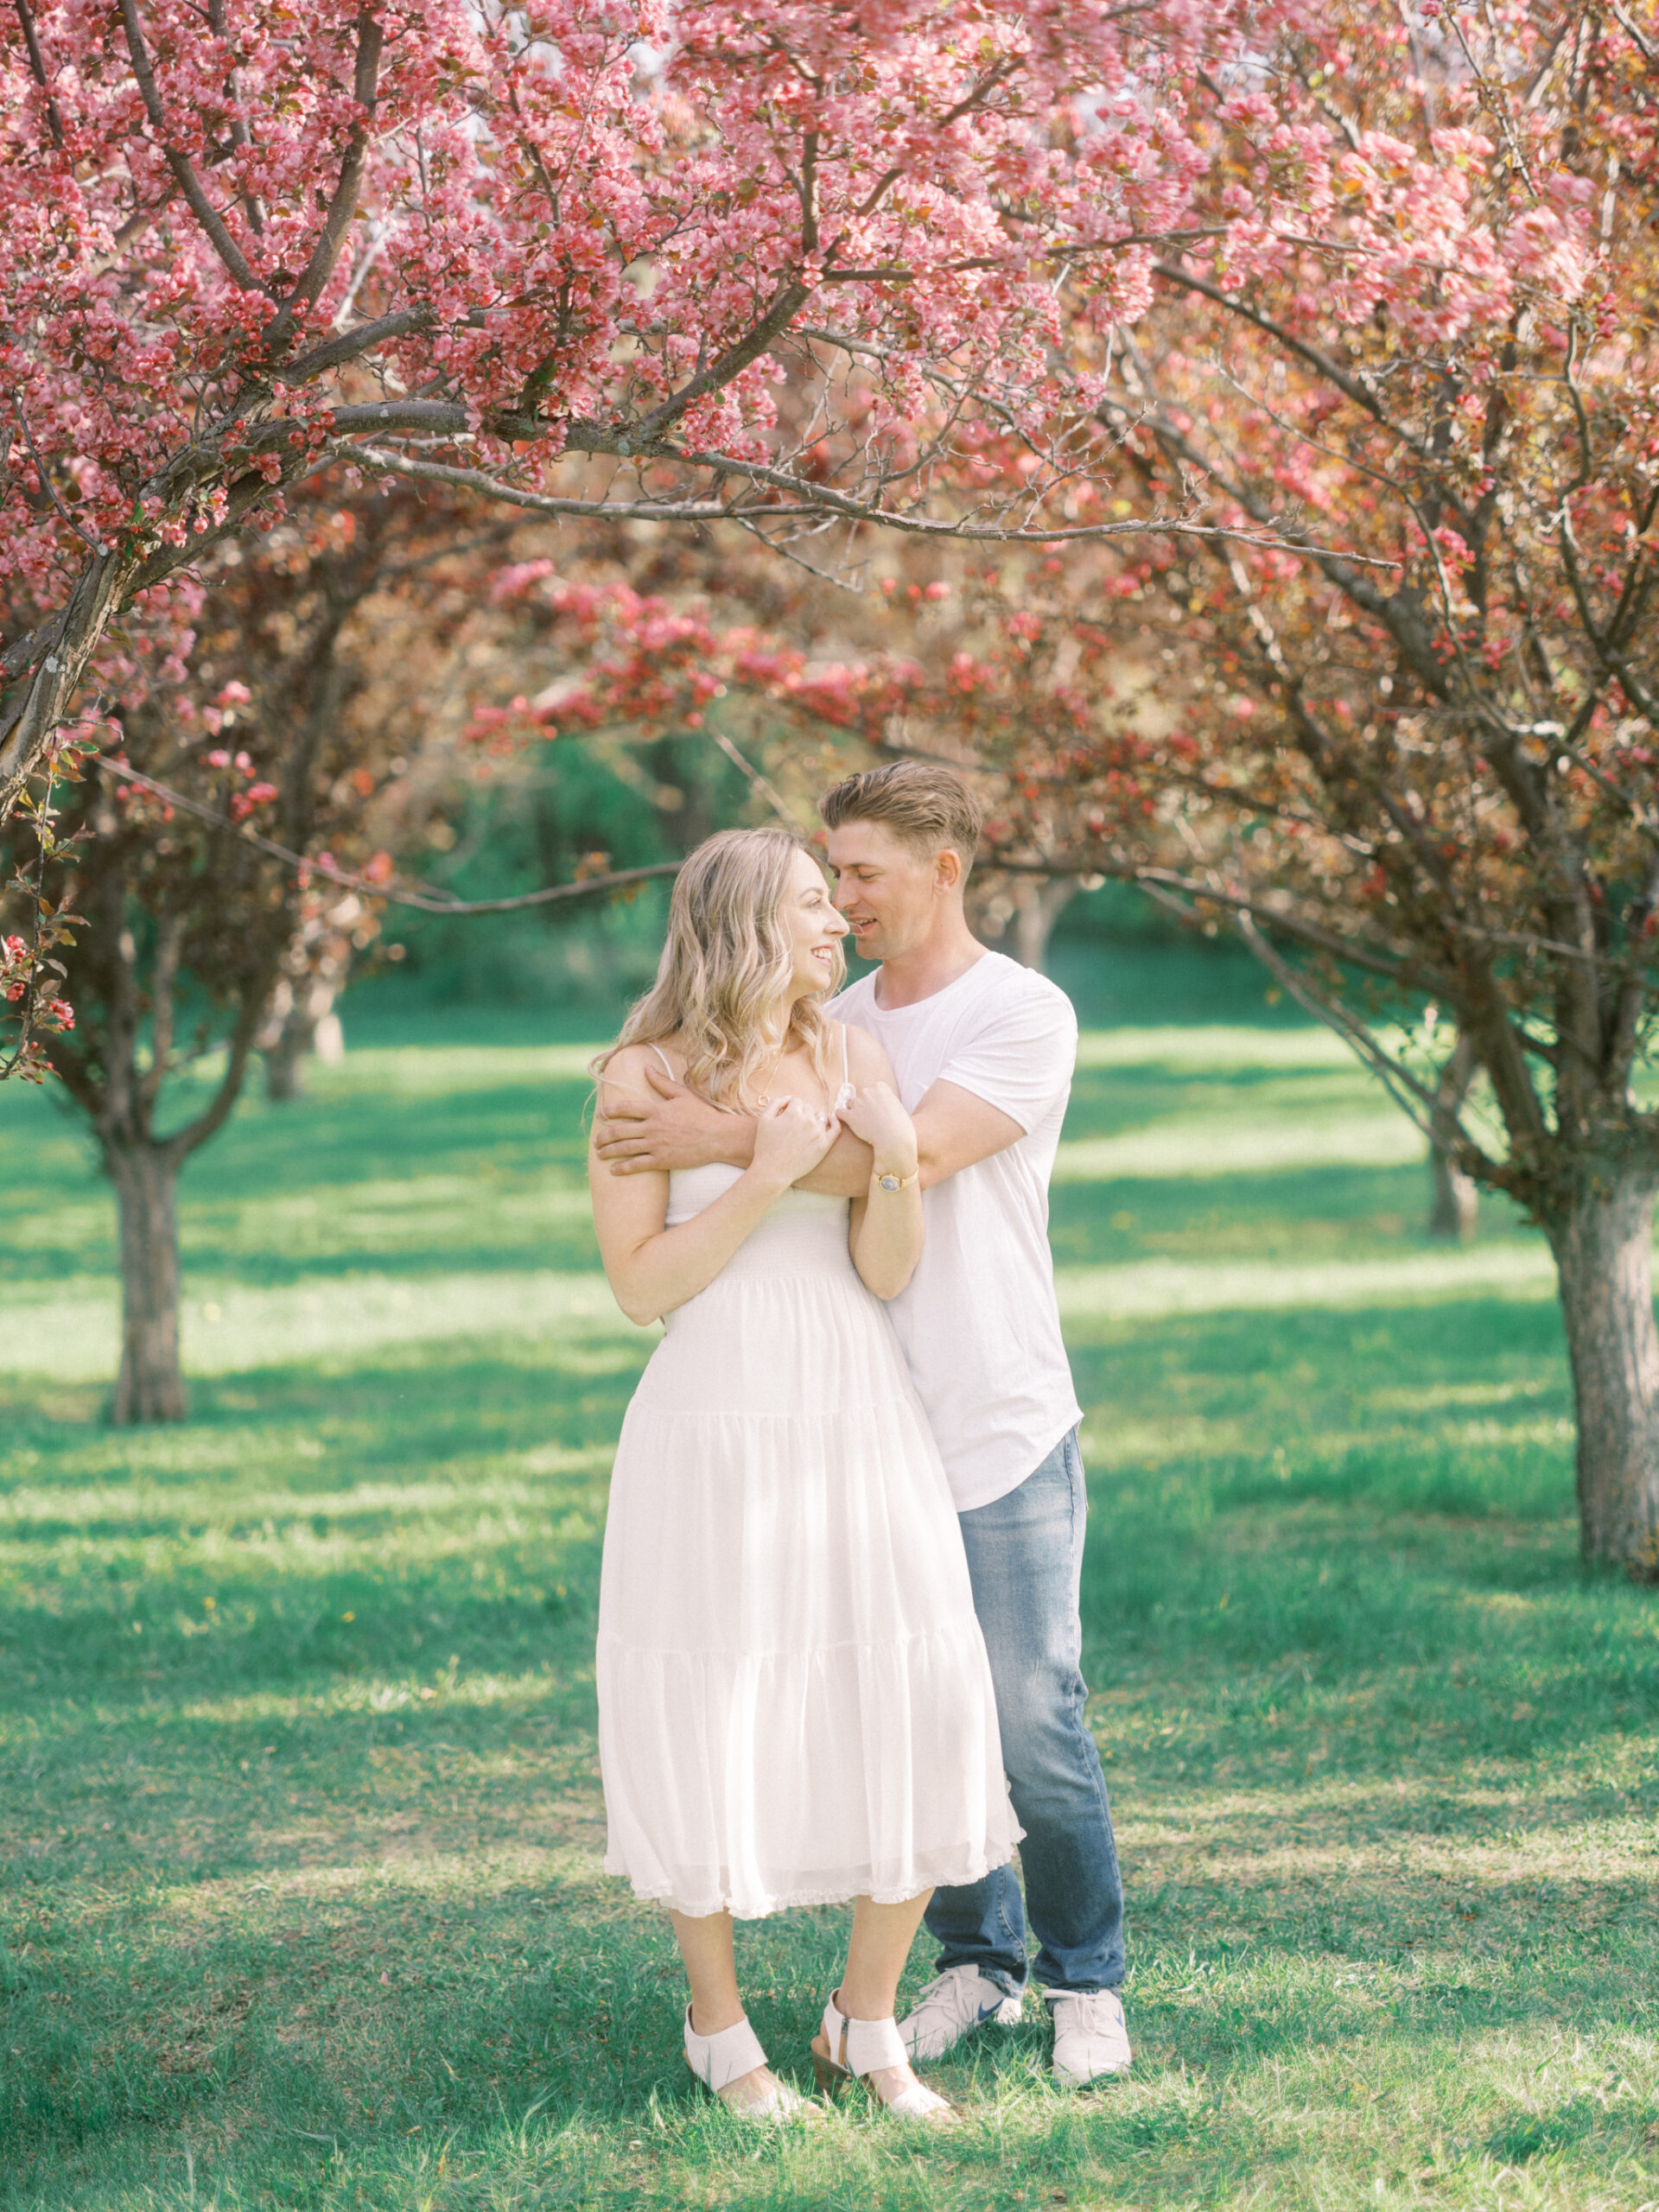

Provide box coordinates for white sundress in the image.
[596,1037,1020,1919]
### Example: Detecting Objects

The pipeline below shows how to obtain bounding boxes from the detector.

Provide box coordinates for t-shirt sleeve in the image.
[936,980,1078,1132]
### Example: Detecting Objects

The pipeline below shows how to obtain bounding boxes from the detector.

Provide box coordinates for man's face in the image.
[825,818,950,962]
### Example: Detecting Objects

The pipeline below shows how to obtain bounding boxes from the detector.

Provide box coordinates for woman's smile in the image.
[783,849,851,997]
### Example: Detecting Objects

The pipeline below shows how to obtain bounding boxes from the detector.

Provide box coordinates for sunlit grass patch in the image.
[3,1007,1658,2209]
[0,1273,649,1384]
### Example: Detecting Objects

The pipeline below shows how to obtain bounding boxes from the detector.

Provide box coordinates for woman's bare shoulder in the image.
[594,1038,679,1095]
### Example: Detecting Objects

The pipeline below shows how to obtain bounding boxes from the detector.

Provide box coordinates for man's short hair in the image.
[818,760,983,871]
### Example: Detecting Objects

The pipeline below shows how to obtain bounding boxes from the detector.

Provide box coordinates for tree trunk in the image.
[106,1139,188,1424]
[259,979,345,1103]
[0,549,141,815]
[1546,1163,1659,1575]
[1427,1033,1479,1240]
[1012,879,1078,973]
[1428,1145,1480,1239]
[264,1017,309,1103]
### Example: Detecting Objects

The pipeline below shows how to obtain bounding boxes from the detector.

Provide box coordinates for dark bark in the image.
[1427,1142,1480,1241]
[1544,1162,1659,1577]
[105,1137,187,1424]
[1427,1033,1479,1242]
[260,990,317,1102]
[266,1023,308,1100]
[259,988,345,1101]
[262,1009,310,1102]
[0,549,142,814]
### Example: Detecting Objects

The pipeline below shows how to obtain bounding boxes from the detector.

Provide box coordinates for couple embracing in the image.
[588,763,1128,2124]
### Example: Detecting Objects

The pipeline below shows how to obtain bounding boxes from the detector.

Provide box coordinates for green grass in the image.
[3,1001,1658,2210]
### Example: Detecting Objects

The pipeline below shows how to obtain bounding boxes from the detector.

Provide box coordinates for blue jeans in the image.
[925,1427,1126,1995]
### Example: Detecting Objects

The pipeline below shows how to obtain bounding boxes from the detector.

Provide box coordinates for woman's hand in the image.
[840,1082,918,1179]
[751,1094,839,1188]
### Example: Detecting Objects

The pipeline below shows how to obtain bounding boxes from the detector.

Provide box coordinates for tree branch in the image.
[997,854,1416,980]
[273,306,436,388]
[259,10,385,360]
[1154,258,1424,454]
[630,276,813,446]
[99,759,682,912]
[118,0,273,297]
[11,0,65,149]
[167,982,276,1165]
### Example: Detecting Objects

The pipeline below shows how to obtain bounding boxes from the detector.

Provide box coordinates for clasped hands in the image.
[594,1061,916,1186]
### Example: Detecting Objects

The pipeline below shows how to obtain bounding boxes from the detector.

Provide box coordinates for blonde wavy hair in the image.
[594,827,845,1109]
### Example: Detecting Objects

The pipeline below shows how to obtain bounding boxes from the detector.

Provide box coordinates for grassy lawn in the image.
[3,1001,1657,2210]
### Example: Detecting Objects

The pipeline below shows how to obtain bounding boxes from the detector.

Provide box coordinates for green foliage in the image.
[2,979,1656,2209]
[390,735,750,1011]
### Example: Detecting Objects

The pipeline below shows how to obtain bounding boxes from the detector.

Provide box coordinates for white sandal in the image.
[810,1990,957,2124]
[683,2005,817,2122]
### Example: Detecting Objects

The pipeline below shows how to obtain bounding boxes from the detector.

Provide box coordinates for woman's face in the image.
[779,846,850,1003]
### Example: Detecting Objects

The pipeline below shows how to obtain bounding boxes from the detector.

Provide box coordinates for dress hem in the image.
[604,1840,1024,1923]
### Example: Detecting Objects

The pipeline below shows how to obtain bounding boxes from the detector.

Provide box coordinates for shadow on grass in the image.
[7,1027,1659,2207]
[5,1849,1656,2191]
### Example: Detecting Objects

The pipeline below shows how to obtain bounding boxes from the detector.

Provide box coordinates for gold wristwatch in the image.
[873,1166,918,1192]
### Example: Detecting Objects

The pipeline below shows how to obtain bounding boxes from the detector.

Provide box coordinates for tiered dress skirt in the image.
[597,1167,1020,1919]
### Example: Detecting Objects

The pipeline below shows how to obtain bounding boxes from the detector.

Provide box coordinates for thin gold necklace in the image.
[753,1038,795,1109]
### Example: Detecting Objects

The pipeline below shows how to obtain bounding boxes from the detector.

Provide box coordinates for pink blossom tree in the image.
[0,0,1255,823]
[0,484,478,1419]
[960,1,1659,1575]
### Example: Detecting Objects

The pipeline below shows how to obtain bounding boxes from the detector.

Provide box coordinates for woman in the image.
[590,827,1019,2124]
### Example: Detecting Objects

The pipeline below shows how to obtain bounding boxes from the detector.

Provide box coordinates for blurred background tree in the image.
[944,1,1659,1573]
[0,486,499,1419]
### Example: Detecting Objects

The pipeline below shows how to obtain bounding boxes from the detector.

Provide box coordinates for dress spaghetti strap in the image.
[600,1041,679,1105]
[832,1022,855,1115]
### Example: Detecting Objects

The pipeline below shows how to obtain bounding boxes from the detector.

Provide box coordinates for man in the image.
[594,761,1129,2088]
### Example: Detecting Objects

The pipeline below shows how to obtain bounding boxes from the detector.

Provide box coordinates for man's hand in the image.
[593,1059,756,1176]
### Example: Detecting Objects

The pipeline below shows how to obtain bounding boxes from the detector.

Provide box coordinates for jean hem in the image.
[931,1955,1027,1997]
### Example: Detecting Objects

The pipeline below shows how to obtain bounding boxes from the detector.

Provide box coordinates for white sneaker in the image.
[898,1967,1024,2063]
[1047,1989,1132,2087]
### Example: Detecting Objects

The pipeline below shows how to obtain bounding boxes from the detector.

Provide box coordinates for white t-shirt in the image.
[835,950,1083,1512]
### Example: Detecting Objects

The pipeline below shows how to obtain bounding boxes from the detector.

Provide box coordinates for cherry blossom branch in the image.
[99,759,682,912]
[1607,0,1658,65]
[353,435,1402,561]
[1230,906,1510,1173]
[205,0,265,236]
[14,404,97,550]
[0,744,79,1082]
[11,0,65,149]
[1101,365,1435,683]
[118,0,273,298]
[346,445,741,523]
[260,11,385,360]
[1154,258,1423,454]
[631,276,814,445]
[707,728,804,829]
[273,307,436,389]
[997,855,1414,980]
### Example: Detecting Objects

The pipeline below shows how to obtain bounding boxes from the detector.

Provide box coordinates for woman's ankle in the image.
[688,1996,747,2037]
[834,1987,899,2023]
